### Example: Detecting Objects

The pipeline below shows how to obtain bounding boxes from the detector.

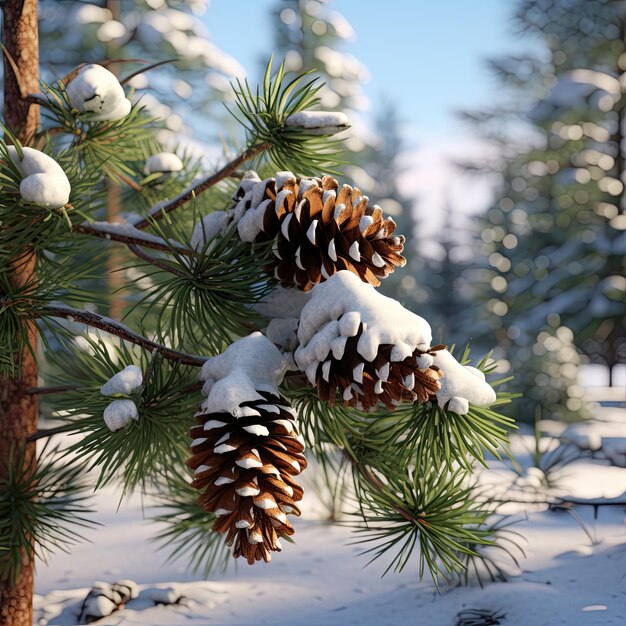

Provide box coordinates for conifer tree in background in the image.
[513,0,626,384]
[0,2,516,625]
[38,0,244,143]
[464,0,625,420]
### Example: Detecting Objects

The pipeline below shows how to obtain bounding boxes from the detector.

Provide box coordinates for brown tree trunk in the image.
[0,2,40,625]
[105,0,125,321]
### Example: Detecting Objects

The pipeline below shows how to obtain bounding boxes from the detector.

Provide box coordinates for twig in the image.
[132,142,270,230]
[39,305,207,367]
[0,42,26,97]
[117,172,143,192]
[344,450,427,528]
[120,58,179,86]
[27,385,77,395]
[28,424,73,442]
[127,243,188,278]
[73,221,192,256]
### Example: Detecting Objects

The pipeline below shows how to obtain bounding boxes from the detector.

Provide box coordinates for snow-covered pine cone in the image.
[187,391,307,564]
[315,330,444,411]
[234,171,406,291]
[294,271,443,412]
[187,333,307,564]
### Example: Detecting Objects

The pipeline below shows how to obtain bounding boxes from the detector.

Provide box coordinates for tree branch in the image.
[27,385,77,395]
[132,142,270,230]
[343,450,427,528]
[28,424,73,442]
[127,243,188,278]
[73,221,192,255]
[39,305,207,367]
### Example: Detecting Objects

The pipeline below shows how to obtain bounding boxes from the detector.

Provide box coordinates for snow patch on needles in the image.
[146,152,184,174]
[199,332,287,417]
[7,146,71,209]
[285,110,350,135]
[101,365,143,396]
[295,271,432,380]
[66,64,132,121]
[433,349,497,414]
[190,211,233,251]
[103,399,139,432]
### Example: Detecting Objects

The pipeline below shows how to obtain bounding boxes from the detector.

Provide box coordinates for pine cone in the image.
[187,332,307,564]
[315,328,444,412]
[294,271,442,412]
[234,171,406,291]
[187,391,307,564]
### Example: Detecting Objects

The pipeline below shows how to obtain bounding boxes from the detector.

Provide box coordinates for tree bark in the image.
[0,2,40,625]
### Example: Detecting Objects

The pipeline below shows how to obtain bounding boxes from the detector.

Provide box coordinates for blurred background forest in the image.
[3,0,625,423]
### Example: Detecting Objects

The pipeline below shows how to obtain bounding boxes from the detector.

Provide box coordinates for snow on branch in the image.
[73,221,190,255]
[40,305,207,367]
[132,142,270,231]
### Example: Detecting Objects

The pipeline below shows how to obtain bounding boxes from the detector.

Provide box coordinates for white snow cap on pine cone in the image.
[191,211,234,251]
[65,64,132,121]
[285,110,350,135]
[100,364,143,396]
[294,270,432,383]
[432,349,497,415]
[103,399,139,431]
[146,152,184,174]
[256,286,312,352]
[7,146,71,209]
[199,332,288,417]
[190,171,263,251]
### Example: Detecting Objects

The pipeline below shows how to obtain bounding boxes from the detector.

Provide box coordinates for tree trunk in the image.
[105,0,125,320]
[0,2,40,625]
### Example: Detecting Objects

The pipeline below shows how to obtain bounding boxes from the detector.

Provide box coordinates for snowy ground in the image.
[35,406,626,626]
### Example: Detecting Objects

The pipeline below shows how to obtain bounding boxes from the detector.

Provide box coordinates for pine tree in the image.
[464,0,625,421]
[1,4,516,625]
[38,0,244,142]
[512,0,626,383]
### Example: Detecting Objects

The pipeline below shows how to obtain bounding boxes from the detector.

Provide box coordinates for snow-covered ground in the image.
[35,405,626,626]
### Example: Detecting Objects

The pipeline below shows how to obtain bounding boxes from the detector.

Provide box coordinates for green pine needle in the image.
[0,442,97,584]
[227,58,346,175]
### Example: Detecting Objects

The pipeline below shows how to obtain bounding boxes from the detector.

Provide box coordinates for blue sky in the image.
[205,0,535,138]
[203,1,539,247]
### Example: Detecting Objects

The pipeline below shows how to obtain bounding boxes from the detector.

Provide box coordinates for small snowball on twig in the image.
[285,110,350,135]
[66,64,132,121]
[146,152,184,174]
[101,364,143,395]
[103,399,139,431]
[7,146,71,209]
[433,349,497,414]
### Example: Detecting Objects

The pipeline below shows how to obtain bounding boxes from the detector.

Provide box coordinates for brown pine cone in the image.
[314,324,444,412]
[234,172,406,291]
[186,391,307,564]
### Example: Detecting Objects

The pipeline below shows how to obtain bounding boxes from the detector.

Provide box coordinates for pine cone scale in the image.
[312,321,443,412]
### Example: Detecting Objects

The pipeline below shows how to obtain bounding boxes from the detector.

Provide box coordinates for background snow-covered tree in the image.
[462,0,625,420]
[38,0,245,144]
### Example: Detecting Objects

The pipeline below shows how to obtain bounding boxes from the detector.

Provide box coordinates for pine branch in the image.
[127,244,188,278]
[28,425,74,442]
[345,450,425,528]
[39,305,207,366]
[132,142,270,230]
[73,221,191,255]
[26,386,77,395]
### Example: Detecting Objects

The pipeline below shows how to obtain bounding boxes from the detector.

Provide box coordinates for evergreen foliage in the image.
[464,0,625,420]
[1,14,517,616]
